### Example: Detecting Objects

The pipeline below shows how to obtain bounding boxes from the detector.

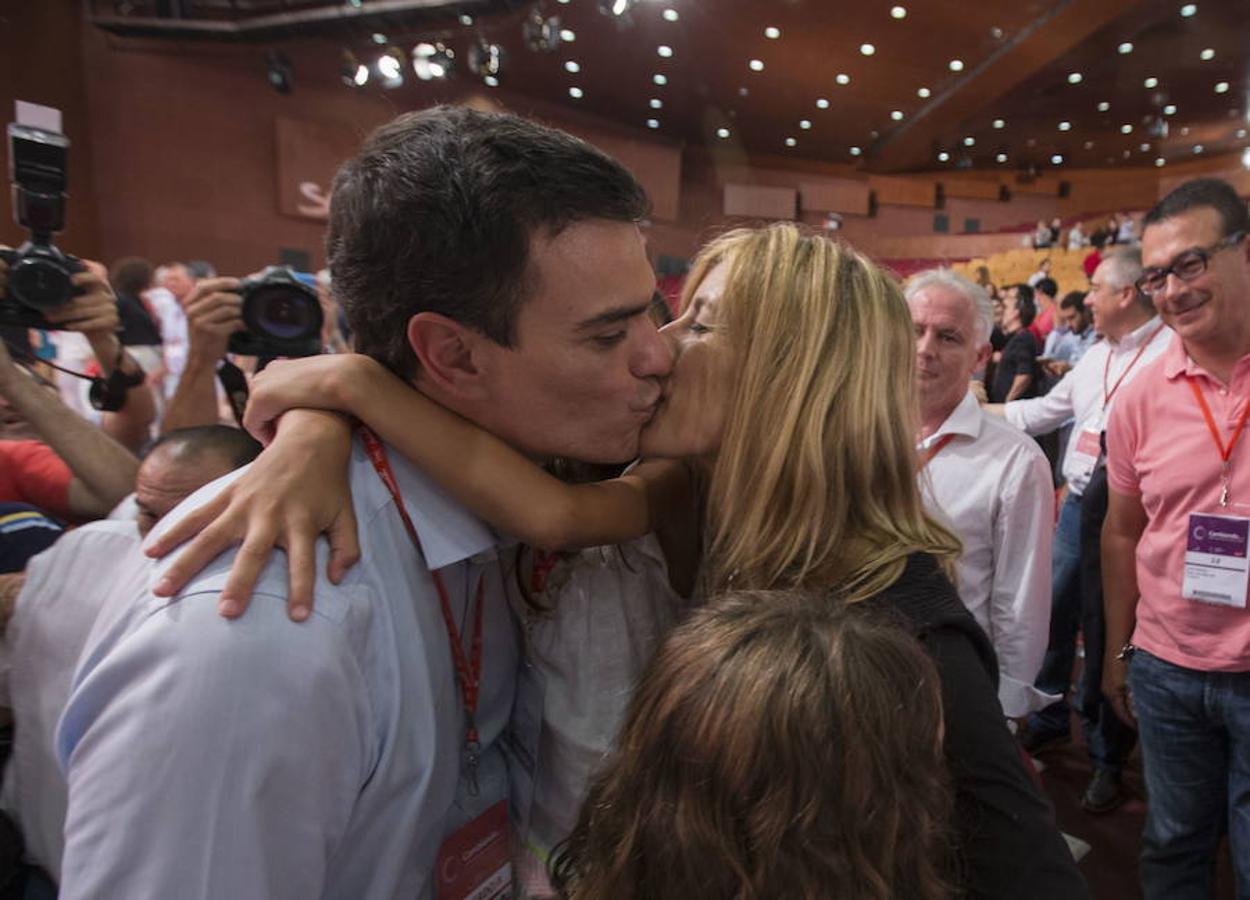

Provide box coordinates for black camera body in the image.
[0,124,83,329]
[228,266,323,359]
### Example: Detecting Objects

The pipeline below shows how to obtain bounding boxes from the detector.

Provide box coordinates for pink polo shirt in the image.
[1106,334,1250,672]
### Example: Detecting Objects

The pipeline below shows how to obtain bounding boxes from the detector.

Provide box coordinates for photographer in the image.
[160,276,242,433]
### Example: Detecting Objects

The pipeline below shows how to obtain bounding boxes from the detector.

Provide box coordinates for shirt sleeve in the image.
[0,442,72,520]
[926,626,1090,900]
[1105,382,1142,496]
[56,590,376,900]
[1005,351,1078,436]
[988,445,1054,718]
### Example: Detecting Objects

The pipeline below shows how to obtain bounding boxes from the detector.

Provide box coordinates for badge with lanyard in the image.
[357,427,512,899]
[1181,378,1250,609]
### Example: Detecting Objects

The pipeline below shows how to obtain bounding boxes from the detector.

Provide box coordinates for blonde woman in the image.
[152,224,1087,898]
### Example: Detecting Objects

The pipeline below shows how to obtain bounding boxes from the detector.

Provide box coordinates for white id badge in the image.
[501,658,545,842]
[1182,513,1250,608]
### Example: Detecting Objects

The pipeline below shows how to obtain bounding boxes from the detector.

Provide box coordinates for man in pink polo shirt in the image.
[1103,177,1250,900]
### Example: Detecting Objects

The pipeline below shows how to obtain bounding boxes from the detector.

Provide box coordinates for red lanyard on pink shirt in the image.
[920,433,956,469]
[1103,325,1165,407]
[1187,378,1250,508]
[358,425,487,795]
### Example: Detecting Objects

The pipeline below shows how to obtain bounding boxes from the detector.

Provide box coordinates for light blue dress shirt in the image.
[56,438,520,899]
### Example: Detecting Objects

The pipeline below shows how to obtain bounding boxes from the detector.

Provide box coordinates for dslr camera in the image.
[0,123,84,328]
[228,266,323,359]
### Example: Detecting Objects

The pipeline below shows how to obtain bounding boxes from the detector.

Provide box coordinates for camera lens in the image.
[248,285,319,342]
[9,255,74,309]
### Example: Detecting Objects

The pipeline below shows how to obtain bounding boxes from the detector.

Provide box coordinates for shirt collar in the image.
[1115,315,1165,353]
[919,389,982,447]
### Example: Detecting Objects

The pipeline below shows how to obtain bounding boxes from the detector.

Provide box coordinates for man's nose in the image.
[635,321,676,379]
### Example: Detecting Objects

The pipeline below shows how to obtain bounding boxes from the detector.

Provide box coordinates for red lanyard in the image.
[1104,325,1165,407]
[920,433,956,469]
[1187,378,1250,507]
[358,426,487,791]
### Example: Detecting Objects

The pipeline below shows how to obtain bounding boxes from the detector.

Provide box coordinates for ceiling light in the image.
[662,9,678,22]
[1097,101,1110,111]
[557,0,570,3]
[459,14,473,26]
[937,151,950,162]
[564,60,580,73]
[764,26,781,39]
[949,59,964,71]
[560,29,576,42]
[1084,140,1095,149]
[598,0,634,17]
[1144,77,1158,88]
[891,110,904,121]
[1238,128,1248,139]
[963,136,975,146]
[850,146,862,156]
[716,127,730,139]
[891,6,907,18]
[647,118,659,129]
[1164,104,1177,114]
[1140,142,1151,151]
[1194,144,1204,153]
[785,137,797,147]
[996,152,1007,163]
[1051,153,1064,164]
[657,45,673,58]
[748,59,764,72]
[835,73,851,85]
[467,41,506,81]
[653,73,667,85]
[340,50,367,87]
[918,87,931,98]
[650,98,662,109]
[992,118,1005,129]
[1118,42,1134,54]
[376,47,403,87]
[1216,82,1230,93]
[1121,124,1133,133]
[800,119,812,129]
[816,98,830,109]
[860,43,876,56]
[412,42,455,80]
[1242,148,1250,169]
[1155,157,1166,166]
[372,33,387,44]
[522,10,562,52]
[1200,48,1215,60]
[484,75,499,87]
[1180,3,1197,16]
[1068,72,1083,84]
[569,86,584,99]
[1058,121,1071,131]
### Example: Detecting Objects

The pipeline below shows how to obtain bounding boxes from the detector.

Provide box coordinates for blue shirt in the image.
[56,438,520,899]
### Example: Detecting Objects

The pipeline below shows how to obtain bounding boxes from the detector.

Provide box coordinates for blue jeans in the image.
[1129,647,1250,900]
[1028,492,1084,735]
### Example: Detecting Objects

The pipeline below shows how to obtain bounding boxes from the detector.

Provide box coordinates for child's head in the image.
[552,590,955,900]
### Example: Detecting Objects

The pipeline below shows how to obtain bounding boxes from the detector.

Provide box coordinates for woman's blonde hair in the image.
[551,590,956,900]
[684,223,960,600]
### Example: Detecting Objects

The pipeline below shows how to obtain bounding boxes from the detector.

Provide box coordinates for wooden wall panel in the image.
[723,184,797,220]
[869,175,936,208]
[943,178,1002,201]
[798,179,871,215]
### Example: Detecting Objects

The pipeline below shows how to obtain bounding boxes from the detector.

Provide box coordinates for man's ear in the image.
[406,312,491,399]
[974,340,992,371]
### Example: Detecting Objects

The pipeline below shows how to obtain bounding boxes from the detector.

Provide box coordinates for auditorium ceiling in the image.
[89,0,1250,174]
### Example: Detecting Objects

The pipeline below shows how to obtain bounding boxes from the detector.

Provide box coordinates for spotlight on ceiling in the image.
[376,46,404,88]
[468,40,507,82]
[412,42,455,80]
[598,0,634,17]
[340,49,368,87]
[523,9,562,52]
[266,50,293,94]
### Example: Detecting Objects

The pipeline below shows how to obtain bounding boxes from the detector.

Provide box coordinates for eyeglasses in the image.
[1135,230,1246,296]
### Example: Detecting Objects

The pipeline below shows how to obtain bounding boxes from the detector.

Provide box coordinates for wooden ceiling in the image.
[90,0,1250,174]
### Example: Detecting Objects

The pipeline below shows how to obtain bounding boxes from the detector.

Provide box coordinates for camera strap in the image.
[1,337,142,412]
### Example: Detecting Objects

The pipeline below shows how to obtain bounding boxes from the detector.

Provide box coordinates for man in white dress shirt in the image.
[1001,249,1170,810]
[53,107,672,899]
[907,269,1055,719]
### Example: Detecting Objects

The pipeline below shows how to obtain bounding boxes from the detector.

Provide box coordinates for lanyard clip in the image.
[463,718,481,798]
[1221,461,1232,507]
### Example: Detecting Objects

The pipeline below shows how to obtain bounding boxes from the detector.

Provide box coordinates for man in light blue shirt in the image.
[54,106,672,899]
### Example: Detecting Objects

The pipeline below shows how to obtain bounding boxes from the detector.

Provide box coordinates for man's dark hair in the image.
[1144,177,1250,237]
[110,257,154,296]
[143,425,262,470]
[1034,277,1058,299]
[1014,283,1034,306]
[327,105,650,380]
[1059,291,1087,313]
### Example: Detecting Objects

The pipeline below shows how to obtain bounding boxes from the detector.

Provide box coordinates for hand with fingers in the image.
[182,276,244,365]
[145,409,360,621]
